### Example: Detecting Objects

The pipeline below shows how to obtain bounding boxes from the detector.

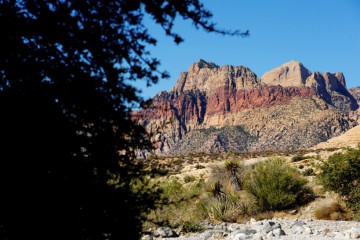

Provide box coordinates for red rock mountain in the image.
[134,60,358,156]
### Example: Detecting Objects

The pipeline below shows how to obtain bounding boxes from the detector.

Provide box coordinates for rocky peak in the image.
[191,59,218,71]
[305,71,325,88]
[261,60,312,87]
[322,72,347,92]
[335,72,346,88]
[171,59,259,95]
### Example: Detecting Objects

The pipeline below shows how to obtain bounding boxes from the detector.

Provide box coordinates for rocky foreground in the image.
[145,218,360,240]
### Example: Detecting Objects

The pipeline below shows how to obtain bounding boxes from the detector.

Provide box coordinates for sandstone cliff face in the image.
[261,61,311,87]
[262,62,358,113]
[172,59,259,95]
[134,60,358,156]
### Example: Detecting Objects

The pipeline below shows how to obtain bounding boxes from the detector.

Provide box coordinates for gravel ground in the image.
[147,218,360,240]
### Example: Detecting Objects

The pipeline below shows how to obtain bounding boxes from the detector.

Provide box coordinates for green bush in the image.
[318,146,360,196]
[244,157,313,211]
[318,146,360,217]
[181,221,205,233]
[348,186,360,219]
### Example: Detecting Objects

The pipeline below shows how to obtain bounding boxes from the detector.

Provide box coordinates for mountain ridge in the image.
[134,60,359,156]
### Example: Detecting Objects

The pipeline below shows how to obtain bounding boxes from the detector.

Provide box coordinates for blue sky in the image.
[136,0,360,99]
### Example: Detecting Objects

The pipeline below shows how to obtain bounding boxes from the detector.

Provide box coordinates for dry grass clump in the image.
[314,202,350,220]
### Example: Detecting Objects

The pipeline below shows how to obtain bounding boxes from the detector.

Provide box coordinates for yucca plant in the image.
[224,160,242,190]
[208,180,226,201]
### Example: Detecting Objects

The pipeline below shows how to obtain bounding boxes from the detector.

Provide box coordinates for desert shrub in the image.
[302,168,315,176]
[318,146,360,218]
[146,178,206,228]
[181,221,205,233]
[318,146,360,196]
[291,154,307,162]
[348,186,360,219]
[244,157,313,211]
[195,163,206,169]
[184,175,196,183]
[160,179,205,204]
[314,202,348,220]
[150,167,169,177]
[236,193,258,218]
[173,158,185,165]
[202,194,240,222]
[207,180,227,201]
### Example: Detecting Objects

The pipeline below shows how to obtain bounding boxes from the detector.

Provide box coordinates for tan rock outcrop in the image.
[261,61,311,87]
[313,125,360,150]
[172,59,259,95]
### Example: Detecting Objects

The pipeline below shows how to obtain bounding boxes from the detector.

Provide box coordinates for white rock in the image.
[156,226,177,237]
[292,226,303,234]
[228,223,241,231]
[232,233,248,240]
[272,228,286,237]
[332,231,345,238]
[345,227,360,239]
[266,231,273,237]
[249,218,257,224]
[141,235,152,240]
[304,226,313,235]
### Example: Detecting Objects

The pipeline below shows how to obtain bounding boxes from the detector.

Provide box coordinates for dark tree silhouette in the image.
[0,1,247,239]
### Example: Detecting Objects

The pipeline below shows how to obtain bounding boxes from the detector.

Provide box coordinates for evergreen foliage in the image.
[0,1,246,239]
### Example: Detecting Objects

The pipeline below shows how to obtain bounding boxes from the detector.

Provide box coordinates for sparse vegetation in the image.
[143,146,360,230]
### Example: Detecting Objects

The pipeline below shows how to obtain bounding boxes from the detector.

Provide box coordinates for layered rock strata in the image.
[134,60,358,156]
